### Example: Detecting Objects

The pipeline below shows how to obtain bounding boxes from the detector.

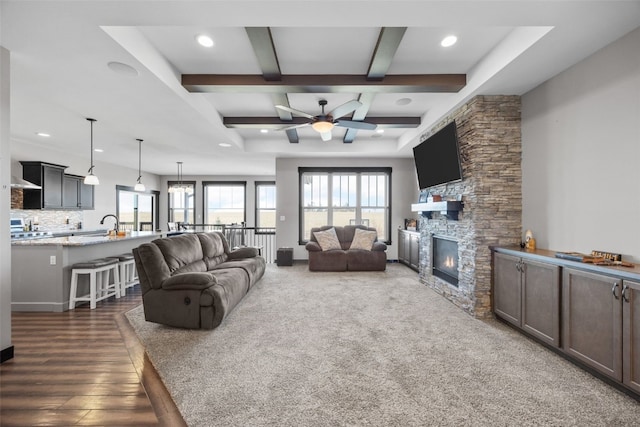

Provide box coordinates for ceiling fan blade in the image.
[278,123,310,131]
[320,131,332,141]
[335,120,377,131]
[328,100,362,120]
[275,105,315,120]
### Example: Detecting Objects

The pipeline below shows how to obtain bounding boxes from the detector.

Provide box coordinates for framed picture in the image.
[404,218,417,231]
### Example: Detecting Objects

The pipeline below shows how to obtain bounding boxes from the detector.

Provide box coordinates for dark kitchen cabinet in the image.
[21,161,66,209]
[63,175,80,208]
[79,180,94,210]
[494,252,561,347]
[398,229,420,271]
[20,162,93,210]
[63,174,94,210]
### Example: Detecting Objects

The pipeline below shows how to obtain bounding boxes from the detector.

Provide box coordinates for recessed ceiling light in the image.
[441,35,458,47]
[36,132,50,137]
[396,98,412,106]
[260,129,269,134]
[107,61,139,77]
[94,148,104,153]
[376,129,384,134]
[196,34,214,48]
[219,143,232,148]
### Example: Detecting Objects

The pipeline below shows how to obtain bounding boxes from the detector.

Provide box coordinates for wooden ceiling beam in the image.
[245,27,298,143]
[367,27,407,80]
[182,74,466,93]
[223,116,420,129]
[344,27,407,143]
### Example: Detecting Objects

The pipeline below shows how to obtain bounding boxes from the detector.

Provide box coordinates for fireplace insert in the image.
[432,235,459,286]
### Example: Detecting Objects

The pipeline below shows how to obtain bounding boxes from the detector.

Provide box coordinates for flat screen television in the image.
[412,120,463,190]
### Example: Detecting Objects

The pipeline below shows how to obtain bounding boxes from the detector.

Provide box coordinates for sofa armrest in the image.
[305,241,322,252]
[161,272,217,290]
[372,242,387,251]
[229,246,259,259]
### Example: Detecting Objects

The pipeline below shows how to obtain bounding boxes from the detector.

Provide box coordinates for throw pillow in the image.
[313,228,342,251]
[349,228,377,251]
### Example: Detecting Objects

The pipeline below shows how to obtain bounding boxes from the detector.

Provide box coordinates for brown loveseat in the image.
[133,231,265,329]
[305,225,387,271]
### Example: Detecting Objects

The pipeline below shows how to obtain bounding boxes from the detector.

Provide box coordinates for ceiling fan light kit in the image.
[311,121,334,134]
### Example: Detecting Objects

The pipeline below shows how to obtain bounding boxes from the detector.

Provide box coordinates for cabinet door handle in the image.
[612,282,620,299]
[515,261,521,272]
[621,284,630,303]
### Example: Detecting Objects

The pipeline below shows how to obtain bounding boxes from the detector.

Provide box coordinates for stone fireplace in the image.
[415,96,522,319]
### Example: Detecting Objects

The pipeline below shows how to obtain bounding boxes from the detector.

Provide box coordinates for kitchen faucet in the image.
[100,214,120,232]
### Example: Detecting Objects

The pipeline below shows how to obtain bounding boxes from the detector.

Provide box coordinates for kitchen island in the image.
[11,231,163,312]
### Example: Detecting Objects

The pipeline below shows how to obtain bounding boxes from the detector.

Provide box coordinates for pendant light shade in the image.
[84,118,99,185]
[134,138,145,191]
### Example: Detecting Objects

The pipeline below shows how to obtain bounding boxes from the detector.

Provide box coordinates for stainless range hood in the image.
[11,175,41,189]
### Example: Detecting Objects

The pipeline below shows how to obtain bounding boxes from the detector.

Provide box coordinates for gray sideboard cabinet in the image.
[398,229,420,271]
[563,268,640,394]
[493,251,561,347]
[492,246,640,398]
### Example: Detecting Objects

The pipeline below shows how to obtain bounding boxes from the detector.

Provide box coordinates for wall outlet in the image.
[49,255,56,265]
[280,216,286,221]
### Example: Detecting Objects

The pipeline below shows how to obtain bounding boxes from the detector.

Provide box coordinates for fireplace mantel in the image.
[411,201,463,220]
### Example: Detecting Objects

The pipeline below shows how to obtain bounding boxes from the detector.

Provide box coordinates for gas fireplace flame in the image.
[445,256,455,268]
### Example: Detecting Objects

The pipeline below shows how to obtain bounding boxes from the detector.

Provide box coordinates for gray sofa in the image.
[132,231,265,329]
[305,225,387,271]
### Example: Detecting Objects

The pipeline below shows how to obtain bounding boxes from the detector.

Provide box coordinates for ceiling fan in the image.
[275,100,377,141]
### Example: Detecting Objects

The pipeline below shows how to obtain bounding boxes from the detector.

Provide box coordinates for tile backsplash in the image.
[10,209,84,231]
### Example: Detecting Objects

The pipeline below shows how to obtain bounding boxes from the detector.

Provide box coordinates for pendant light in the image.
[168,162,183,194]
[168,161,193,195]
[183,162,194,195]
[180,162,193,194]
[83,118,99,185]
[134,138,145,191]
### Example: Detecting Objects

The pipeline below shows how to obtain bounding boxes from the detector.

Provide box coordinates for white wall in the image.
[11,143,161,228]
[275,157,418,260]
[522,26,640,262]
[1,46,13,359]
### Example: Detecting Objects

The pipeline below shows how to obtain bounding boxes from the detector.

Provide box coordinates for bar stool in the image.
[69,258,120,310]
[107,253,138,296]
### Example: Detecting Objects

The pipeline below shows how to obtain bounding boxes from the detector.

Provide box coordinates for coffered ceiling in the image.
[2,1,639,175]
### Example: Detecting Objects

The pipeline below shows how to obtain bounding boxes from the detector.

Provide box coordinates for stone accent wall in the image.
[10,189,23,209]
[418,96,522,318]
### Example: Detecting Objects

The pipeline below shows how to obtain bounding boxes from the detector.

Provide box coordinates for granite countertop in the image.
[11,231,163,247]
[48,228,110,237]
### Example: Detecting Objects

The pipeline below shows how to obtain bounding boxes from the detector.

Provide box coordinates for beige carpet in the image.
[127,263,640,426]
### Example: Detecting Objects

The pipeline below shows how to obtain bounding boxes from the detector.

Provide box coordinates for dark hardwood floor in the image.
[0,286,185,426]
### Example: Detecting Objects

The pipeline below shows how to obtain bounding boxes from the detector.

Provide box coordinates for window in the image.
[168,181,195,225]
[299,168,391,243]
[116,185,160,231]
[255,181,276,229]
[204,181,246,225]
